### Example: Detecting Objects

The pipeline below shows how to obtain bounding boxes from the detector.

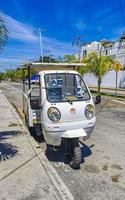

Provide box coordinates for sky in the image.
[0,0,125,71]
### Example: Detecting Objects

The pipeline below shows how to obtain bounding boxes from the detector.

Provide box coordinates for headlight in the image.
[85,104,94,119]
[48,107,61,122]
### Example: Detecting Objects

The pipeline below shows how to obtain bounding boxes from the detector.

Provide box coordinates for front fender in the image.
[62,128,87,138]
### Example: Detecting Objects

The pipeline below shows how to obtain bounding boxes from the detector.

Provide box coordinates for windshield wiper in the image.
[63,96,73,105]
[43,87,73,105]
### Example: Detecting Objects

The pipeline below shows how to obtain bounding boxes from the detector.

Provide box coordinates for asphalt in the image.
[0,81,125,200]
[0,90,74,200]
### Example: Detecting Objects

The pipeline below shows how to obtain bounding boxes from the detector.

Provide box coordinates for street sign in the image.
[113,61,122,96]
[113,61,122,72]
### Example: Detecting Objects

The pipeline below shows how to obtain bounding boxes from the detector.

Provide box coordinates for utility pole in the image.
[115,71,118,96]
[39,28,45,62]
[72,36,83,62]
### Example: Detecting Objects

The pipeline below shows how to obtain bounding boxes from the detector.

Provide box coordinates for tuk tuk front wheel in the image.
[69,139,82,169]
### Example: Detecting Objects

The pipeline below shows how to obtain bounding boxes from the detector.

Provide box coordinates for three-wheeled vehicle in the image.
[22,62,96,168]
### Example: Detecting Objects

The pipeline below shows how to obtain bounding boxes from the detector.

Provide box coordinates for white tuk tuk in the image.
[22,62,96,168]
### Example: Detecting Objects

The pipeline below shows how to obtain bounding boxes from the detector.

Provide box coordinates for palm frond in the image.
[78,52,113,80]
[0,18,8,50]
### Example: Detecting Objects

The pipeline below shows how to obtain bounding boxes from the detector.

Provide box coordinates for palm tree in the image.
[78,52,113,93]
[64,54,77,63]
[0,18,8,50]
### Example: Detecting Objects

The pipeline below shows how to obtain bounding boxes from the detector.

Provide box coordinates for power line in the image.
[8,31,78,49]
[10,30,76,45]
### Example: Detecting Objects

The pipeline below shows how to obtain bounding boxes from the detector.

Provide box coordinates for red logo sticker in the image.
[70,108,76,114]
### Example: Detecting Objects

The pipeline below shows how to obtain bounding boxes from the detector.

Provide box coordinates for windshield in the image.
[44,73,90,103]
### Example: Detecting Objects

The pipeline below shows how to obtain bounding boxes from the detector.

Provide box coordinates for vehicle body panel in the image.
[24,69,96,146]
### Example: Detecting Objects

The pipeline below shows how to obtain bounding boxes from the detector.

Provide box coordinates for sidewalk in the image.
[0,90,74,200]
[89,85,125,97]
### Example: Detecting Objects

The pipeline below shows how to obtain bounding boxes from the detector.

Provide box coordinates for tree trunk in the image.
[98,80,101,93]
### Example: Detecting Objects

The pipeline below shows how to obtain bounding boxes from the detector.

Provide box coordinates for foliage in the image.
[1,66,39,82]
[122,65,125,70]
[78,52,114,93]
[64,54,77,63]
[38,56,59,63]
[0,18,8,50]
[36,55,77,63]
[1,68,21,82]
[119,32,125,43]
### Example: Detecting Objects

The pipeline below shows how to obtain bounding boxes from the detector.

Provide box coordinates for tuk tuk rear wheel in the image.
[69,141,82,169]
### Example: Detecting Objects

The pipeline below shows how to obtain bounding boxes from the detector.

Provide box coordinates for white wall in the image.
[84,71,125,88]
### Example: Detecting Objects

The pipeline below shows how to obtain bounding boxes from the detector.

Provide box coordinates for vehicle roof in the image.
[22,62,86,70]
[38,70,79,75]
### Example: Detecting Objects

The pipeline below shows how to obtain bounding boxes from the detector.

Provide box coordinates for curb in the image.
[27,136,74,200]
[112,99,125,105]
[1,90,74,200]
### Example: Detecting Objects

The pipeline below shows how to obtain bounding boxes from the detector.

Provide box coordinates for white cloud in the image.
[43,36,78,55]
[0,57,25,71]
[0,11,79,69]
[0,11,38,41]
[74,20,86,31]
[0,11,77,51]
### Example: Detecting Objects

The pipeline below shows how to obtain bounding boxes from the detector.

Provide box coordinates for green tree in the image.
[0,72,4,81]
[119,32,125,43]
[4,69,14,81]
[64,54,77,63]
[78,52,113,93]
[0,18,8,50]
[38,56,58,63]
[122,65,125,71]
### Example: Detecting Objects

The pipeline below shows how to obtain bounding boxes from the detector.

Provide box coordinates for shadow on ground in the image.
[0,131,21,140]
[29,129,92,166]
[0,142,18,161]
[0,131,20,162]
[45,143,92,164]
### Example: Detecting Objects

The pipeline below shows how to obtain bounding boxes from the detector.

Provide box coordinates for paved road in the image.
[0,81,125,200]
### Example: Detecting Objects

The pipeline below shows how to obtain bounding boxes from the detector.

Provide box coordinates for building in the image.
[81,33,125,66]
[79,33,125,88]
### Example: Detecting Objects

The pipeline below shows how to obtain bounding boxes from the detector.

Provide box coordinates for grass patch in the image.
[84,164,100,174]
[102,165,108,171]
[91,90,125,100]
[111,175,121,183]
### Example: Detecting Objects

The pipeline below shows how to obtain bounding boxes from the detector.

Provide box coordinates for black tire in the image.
[29,127,35,136]
[95,95,101,104]
[69,146,82,169]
